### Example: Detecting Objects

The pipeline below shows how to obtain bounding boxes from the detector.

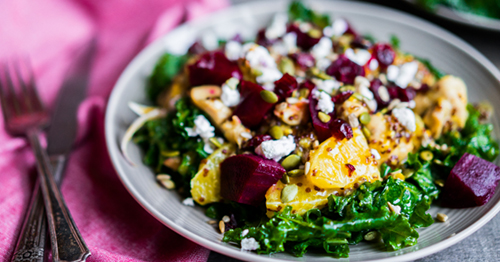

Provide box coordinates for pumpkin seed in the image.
[279,57,295,75]
[308,28,322,38]
[359,112,371,125]
[352,92,364,101]
[260,90,279,104]
[281,154,301,170]
[269,126,284,140]
[362,126,371,139]
[436,213,448,222]
[420,150,433,161]
[281,126,293,136]
[161,150,180,158]
[298,88,310,98]
[435,179,445,187]
[318,112,331,123]
[281,184,299,203]
[157,174,175,189]
[280,174,290,184]
[339,85,356,92]
[251,67,262,76]
[209,137,222,148]
[364,231,378,241]
[287,169,305,177]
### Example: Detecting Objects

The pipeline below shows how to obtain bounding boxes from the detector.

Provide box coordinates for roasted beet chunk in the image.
[287,24,321,51]
[441,153,500,208]
[325,55,365,85]
[188,51,242,86]
[274,73,298,100]
[241,134,272,151]
[233,81,276,128]
[331,90,354,104]
[372,43,395,67]
[220,154,286,206]
[309,94,353,142]
[290,53,315,69]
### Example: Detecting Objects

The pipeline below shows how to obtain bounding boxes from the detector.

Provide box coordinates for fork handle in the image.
[26,129,90,262]
[11,155,67,262]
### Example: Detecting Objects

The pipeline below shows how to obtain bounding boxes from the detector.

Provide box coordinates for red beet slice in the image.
[233,82,276,128]
[325,55,365,85]
[441,153,500,208]
[309,94,336,142]
[331,90,354,104]
[188,51,242,86]
[287,24,321,51]
[220,154,286,206]
[274,73,298,100]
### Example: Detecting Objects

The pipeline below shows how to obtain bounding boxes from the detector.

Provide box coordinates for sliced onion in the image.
[121,108,166,165]
[128,101,156,116]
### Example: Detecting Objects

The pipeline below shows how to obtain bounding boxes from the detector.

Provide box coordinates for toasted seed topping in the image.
[420,150,434,161]
[348,113,360,128]
[281,154,301,170]
[436,213,448,222]
[359,112,371,125]
[281,184,299,203]
[260,90,279,104]
[157,174,175,189]
[269,126,284,140]
[364,231,378,241]
[219,220,225,233]
[287,169,305,177]
[280,173,290,184]
[435,179,445,187]
[318,112,332,123]
[222,215,230,223]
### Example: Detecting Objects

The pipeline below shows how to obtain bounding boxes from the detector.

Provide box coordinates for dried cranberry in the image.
[241,134,272,151]
[188,41,207,55]
[387,85,399,99]
[290,53,315,69]
[417,83,430,94]
[345,163,356,176]
[224,214,238,230]
[330,119,353,140]
[274,73,298,100]
[372,43,395,67]
[398,86,416,102]
[287,24,321,51]
[351,36,372,49]
[299,79,316,91]
[188,51,242,86]
[331,90,354,104]
[325,55,365,85]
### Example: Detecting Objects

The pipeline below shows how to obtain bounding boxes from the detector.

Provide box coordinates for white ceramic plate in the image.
[105,1,500,261]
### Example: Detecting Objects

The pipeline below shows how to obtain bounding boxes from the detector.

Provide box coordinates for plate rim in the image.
[105,1,500,261]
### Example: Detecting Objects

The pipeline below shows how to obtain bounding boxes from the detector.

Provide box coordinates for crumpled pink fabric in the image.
[0,0,228,261]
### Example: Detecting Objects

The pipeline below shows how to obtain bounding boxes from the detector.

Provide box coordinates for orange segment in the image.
[306,128,380,189]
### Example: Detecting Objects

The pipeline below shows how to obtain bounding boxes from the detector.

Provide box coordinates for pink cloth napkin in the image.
[0,0,228,261]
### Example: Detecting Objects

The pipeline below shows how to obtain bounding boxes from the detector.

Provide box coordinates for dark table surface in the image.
[209,1,500,261]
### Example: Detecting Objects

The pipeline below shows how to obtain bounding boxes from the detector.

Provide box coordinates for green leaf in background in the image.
[390,34,400,49]
[147,53,188,102]
[416,57,445,79]
[288,1,331,28]
[417,0,500,19]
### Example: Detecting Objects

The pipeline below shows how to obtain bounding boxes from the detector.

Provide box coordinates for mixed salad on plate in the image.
[123,1,500,258]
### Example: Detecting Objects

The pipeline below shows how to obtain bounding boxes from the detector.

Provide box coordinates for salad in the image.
[123,1,500,258]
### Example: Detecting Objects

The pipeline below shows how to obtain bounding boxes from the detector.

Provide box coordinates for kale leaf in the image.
[147,53,188,102]
[288,1,331,28]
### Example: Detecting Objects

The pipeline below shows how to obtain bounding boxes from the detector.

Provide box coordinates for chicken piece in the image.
[366,113,417,165]
[220,116,251,147]
[338,96,370,121]
[273,100,309,126]
[190,85,232,127]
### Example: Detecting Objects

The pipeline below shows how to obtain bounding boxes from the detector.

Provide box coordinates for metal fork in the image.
[0,60,90,262]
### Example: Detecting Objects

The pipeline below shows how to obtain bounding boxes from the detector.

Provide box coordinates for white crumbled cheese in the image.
[312,89,334,114]
[240,132,253,139]
[312,78,340,94]
[221,79,241,107]
[241,229,249,237]
[201,31,219,51]
[392,107,416,132]
[311,37,333,60]
[182,198,195,206]
[344,48,371,66]
[265,13,288,40]
[225,41,242,61]
[255,135,296,162]
[222,215,230,223]
[185,115,215,139]
[204,142,214,154]
[386,65,399,81]
[282,32,297,53]
[243,44,283,88]
[323,18,348,37]
[299,22,312,33]
[408,100,416,109]
[395,61,418,88]
[316,58,332,71]
[370,149,381,160]
[388,202,401,215]
[369,59,379,71]
[241,237,260,251]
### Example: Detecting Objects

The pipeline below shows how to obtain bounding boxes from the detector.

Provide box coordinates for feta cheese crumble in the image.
[225,41,242,61]
[185,115,216,153]
[241,229,249,237]
[265,13,288,40]
[344,48,371,66]
[312,89,334,114]
[312,78,341,94]
[311,37,333,60]
[182,197,195,206]
[369,59,379,71]
[241,237,260,251]
[392,107,416,132]
[242,44,283,89]
[201,31,219,51]
[255,135,296,162]
[323,18,348,37]
[386,62,419,88]
[221,78,241,107]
